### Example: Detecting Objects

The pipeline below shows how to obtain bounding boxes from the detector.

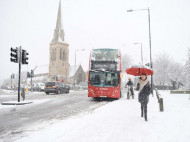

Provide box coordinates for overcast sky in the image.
[0,0,190,83]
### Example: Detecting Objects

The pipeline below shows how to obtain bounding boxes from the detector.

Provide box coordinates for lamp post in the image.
[127,8,153,95]
[134,43,143,65]
[74,49,85,86]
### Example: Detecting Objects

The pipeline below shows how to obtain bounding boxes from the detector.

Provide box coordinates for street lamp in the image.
[75,49,85,71]
[134,43,143,65]
[127,8,153,95]
[74,49,85,86]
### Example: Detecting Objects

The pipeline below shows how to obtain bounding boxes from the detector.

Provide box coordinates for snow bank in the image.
[0,99,51,110]
[0,89,15,94]
[16,91,190,142]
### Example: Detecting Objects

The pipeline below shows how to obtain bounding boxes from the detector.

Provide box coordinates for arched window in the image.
[51,49,54,61]
[54,49,56,60]
[60,49,62,60]
[62,50,65,61]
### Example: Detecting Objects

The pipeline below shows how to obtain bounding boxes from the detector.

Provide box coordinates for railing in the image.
[155,88,164,112]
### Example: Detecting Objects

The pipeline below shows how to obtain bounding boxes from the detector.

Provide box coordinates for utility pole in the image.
[127,8,153,95]
[147,8,154,95]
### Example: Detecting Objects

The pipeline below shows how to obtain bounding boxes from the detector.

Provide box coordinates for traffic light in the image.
[22,50,29,64]
[10,47,18,63]
[145,63,150,67]
[27,72,31,78]
[11,74,15,79]
[31,70,34,77]
[12,74,15,79]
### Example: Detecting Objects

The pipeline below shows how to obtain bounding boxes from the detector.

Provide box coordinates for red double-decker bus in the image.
[88,48,121,99]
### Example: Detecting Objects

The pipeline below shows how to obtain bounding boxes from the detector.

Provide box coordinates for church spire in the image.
[51,0,65,44]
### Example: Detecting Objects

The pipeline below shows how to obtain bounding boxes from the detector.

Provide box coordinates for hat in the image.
[141,73,147,76]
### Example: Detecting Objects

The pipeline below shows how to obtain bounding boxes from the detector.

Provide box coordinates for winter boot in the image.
[145,114,148,121]
[144,105,148,121]
[141,106,143,117]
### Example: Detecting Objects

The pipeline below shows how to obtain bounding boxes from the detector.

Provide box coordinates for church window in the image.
[52,49,56,61]
[62,50,65,61]
[60,49,62,60]
[54,49,56,60]
[51,49,54,61]
[59,49,66,61]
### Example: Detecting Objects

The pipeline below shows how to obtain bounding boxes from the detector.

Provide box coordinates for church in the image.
[32,0,86,85]
[48,0,69,83]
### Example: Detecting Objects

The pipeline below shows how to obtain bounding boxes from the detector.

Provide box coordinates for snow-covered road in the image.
[0,90,109,142]
[14,91,190,142]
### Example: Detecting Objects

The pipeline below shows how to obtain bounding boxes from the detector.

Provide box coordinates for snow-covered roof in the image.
[69,65,80,77]
[32,76,47,81]
[34,64,49,75]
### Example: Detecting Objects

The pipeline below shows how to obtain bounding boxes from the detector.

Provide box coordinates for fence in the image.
[155,88,164,112]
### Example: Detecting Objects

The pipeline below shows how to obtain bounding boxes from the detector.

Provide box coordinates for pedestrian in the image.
[125,78,134,98]
[136,73,151,121]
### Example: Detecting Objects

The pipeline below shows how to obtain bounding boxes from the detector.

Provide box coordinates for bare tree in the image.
[168,61,184,89]
[153,53,171,86]
[184,48,190,88]
[153,53,184,89]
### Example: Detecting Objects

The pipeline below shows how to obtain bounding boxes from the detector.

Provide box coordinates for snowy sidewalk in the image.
[16,91,190,142]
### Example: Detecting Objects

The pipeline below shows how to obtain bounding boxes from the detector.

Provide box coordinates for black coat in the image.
[136,81,151,104]
[126,80,133,86]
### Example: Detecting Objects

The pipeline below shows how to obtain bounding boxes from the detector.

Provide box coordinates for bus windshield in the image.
[89,71,119,87]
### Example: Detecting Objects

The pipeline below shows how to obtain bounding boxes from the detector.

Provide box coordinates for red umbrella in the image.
[126,65,153,76]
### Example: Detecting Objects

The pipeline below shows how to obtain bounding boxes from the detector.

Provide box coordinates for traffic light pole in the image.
[31,75,33,92]
[10,46,29,102]
[18,47,22,102]
[18,57,21,102]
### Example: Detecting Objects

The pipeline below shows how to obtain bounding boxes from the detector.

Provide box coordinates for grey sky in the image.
[0,0,190,83]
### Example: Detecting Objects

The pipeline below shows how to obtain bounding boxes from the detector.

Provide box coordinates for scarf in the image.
[138,78,148,93]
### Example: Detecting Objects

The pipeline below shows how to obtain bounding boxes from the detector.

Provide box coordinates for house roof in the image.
[30,64,84,78]
[33,64,49,75]
[69,65,80,77]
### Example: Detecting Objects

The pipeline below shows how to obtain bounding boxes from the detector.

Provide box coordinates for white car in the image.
[36,83,45,91]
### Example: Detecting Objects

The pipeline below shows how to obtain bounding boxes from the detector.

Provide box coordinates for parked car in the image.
[32,83,38,91]
[24,85,31,91]
[44,82,69,94]
[63,84,70,93]
[35,83,45,92]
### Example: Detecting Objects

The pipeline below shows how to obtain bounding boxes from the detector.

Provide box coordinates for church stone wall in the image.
[49,42,69,83]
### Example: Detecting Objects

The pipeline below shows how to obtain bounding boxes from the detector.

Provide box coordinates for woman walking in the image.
[136,73,151,121]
